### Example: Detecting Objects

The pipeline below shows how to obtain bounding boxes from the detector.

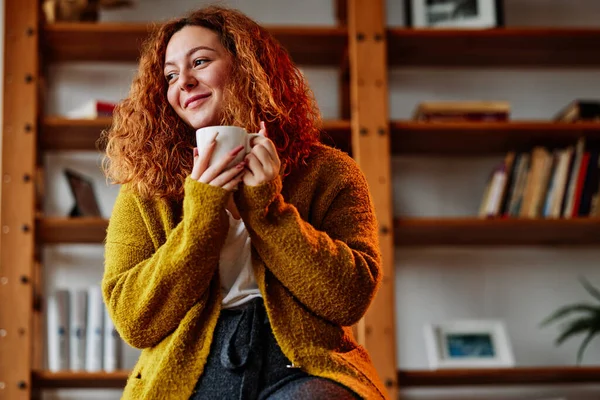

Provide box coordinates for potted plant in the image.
[541,276,600,364]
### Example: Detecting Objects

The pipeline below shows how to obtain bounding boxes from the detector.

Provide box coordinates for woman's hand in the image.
[243,121,281,187]
[191,139,246,192]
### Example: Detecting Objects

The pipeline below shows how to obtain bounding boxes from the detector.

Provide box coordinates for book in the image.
[103,307,121,372]
[413,101,510,122]
[69,289,87,371]
[85,285,104,372]
[563,138,586,217]
[47,289,69,372]
[506,153,531,217]
[554,100,600,122]
[64,100,116,119]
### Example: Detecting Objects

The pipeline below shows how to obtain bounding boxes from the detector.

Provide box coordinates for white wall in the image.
[23,0,600,399]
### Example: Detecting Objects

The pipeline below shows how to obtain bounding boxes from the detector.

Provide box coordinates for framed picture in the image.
[406,0,504,28]
[64,169,102,217]
[424,319,514,369]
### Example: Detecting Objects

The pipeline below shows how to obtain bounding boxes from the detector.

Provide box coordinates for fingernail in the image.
[193,147,199,157]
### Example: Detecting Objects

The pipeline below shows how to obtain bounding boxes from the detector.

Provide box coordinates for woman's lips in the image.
[185,93,210,108]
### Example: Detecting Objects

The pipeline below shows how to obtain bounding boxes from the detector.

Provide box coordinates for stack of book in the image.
[47,285,122,372]
[64,100,116,119]
[412,101,511,122]
[479,137,600,219]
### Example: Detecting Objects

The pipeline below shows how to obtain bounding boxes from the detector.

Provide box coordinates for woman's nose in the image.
[179,71,198,91]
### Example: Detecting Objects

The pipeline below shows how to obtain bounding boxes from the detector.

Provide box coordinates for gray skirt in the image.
[189,297,359,400]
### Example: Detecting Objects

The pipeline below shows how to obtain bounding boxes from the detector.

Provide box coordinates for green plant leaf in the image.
[579,276,600,303]
[556,318,596,346]
[539,304,599,327]
[576,328,600,365]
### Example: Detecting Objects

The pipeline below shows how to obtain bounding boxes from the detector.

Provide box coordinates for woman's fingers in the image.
[191,142,215,180]
[198,145,244,184]
[221,169,246,192]
[244,152,262,176]
[209,161,245,188]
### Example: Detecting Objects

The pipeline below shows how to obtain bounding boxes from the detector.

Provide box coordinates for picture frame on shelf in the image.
[406,0,504,28]
[64,169,102,218]
[424,319,515,369]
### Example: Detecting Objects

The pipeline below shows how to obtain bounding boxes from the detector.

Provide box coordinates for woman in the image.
[101,5,388,400]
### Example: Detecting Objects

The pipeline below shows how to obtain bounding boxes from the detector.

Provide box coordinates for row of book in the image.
[47,285,122,372]
[412,100,600,122]
[478,137,600,219]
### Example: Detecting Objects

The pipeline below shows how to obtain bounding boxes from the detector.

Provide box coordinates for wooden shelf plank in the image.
[398,367,600,387]
[37,217,108,244]
[388,28,600,67]
[395,217,600,246]
[43,119,600,155]
[41,117,351,152]
[32,370,129,389]
[391,121,600,155]
[41,117,111,151]
[43,23,347,65]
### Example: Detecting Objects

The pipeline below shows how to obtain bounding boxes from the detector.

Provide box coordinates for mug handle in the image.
[245,132,264,153]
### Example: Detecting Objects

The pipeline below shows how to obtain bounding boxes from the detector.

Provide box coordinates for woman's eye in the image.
[165,73,177,83]
[194,59,208,67]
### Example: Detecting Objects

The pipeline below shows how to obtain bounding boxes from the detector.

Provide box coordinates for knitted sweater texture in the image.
[102,143,388,399]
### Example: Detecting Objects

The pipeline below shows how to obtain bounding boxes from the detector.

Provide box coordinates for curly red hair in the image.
[101,6,322,199]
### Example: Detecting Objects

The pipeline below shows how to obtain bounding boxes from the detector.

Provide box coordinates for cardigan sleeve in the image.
[102,177,229,349]
[235,158,382,326]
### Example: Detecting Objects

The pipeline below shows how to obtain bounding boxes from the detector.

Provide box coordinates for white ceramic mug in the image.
[195,126,262,169]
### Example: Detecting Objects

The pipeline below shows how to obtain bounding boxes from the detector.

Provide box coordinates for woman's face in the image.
[164,25,232,129]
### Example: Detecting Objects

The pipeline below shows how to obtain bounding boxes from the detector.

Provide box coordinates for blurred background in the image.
[3,0,600,399]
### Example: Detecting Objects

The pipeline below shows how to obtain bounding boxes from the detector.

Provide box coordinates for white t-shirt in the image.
[219,210,262,309]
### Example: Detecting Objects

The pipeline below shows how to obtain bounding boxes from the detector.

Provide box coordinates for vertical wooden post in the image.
[347,0,398,398]
[0,0,39,399]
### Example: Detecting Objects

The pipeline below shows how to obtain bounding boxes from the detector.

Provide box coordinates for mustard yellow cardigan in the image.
[102,143,388,399]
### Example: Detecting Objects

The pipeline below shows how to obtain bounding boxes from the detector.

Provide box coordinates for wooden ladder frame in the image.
[0,0,39,399]
[348,0,398,398]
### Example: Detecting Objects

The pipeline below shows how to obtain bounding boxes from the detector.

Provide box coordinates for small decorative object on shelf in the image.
[405,0,504,28]
[64,169,102,217]
[424,319,515,369]
[541,276,600,364]
[42,0,136,23]
[554,100,600,122]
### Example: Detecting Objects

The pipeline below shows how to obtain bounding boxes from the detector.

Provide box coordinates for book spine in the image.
[69,289,87,371]
[85,285,104,372]
[47,289,69,372]
[103,308,120,372]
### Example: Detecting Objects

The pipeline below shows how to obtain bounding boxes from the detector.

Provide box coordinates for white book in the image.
[47,289,69,372]
[69,289,87,371]
[103,307,120,372]
[85,285,104,372]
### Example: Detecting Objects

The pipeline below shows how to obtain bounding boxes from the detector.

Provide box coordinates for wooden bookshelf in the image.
[395,217,600,246]
[42,23,347,65]
[390,121,600,156]
[41,117,351,152]
[42,117,111,151]
[398,367,600,387]
[37,217,108,244]
[32,370,129,389]
[388,28,600,67]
